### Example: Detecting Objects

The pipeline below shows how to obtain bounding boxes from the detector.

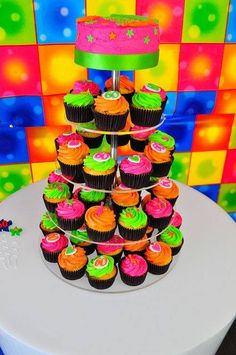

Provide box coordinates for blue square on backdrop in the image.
[34,0,85,43]
[228,212,236,222]
[164,92,177,115]
[160,114,196,152]
[175,91,216,115]
[192,184,220,202]
[226,0,236,42]
[0,128,29,164]
[0,96,44,127]
[88,70,134,91]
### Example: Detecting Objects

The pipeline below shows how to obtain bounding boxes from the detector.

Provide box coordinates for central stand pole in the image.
[110,70,120,161]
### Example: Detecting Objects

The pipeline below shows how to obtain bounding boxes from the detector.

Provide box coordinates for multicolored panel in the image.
[218,183,236,212]
[168,152,191,184]
[136,0,185,43]
[192,184,220,202]
[163,93,177,115]
[229,212,236,222]
[0,127,29,164]
[219,44,236,90]
[34,0,85,44]
[135,44,180,91]
[0,46,41,97]
[38,45,87,95]
[222,149,236,183]
[214,90,236,114]
[188,151,227,186]
[31,162,58,182]
[182,0,229,43]
[192,114,234,151]
[26,126,71,163]
[175,91,216,115]
[178,44,224,91]
[0,96,44,127]
[43,95,67,126]
[226,0,236,42]
[86,0,136,16]
[229,116,236,149]
[0,0,36,45]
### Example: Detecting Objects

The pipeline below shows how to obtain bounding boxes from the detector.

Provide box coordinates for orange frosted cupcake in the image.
[152,177,179,207]
[144,142,173,177]
[85,204,116,242]
[105,75,135,104]
[111,184,140,216]
[58,245,88,280]
[93,91,129,131]
[124,234,149,256]
[57,140,89,183]
[144,241,172,275]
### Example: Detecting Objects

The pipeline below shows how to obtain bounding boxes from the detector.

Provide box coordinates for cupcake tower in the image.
[39,14,184,290]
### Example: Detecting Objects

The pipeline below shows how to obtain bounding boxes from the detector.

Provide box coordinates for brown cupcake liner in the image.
[170,239,184,256]
[57,215,84,231]
[64,102,93,123]
[147,213,173,232]
[86,268,117,289]
[151,157,174,178]
[106,134,130,147]
[82,135,104,148]
[130,137,148,152]
[47,178,74,195]
[120,169,152,189]
[82,169,116,190]
[146,259,172,275]
[161,96,168,111]
[92,107,129,132]
[96,249,123,264]
[118,223,147,241]
[57,160,84,183]
[119,261,147,286]
[130,105,162,127]
[40,244,62,263]
[86,225,116,242]
[42,195,59,213]
[59,264,87,280]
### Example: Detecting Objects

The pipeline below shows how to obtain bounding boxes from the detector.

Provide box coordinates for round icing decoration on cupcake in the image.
[102,91,121,100]
[159,178,173,189]
[128,155,140,163]
[149,243,161,253]
[65,246,77,255]
[151,142,166,153]
[145,83,161,92]
[46,233,61,243]
[94,256,109,269]
[93,152,111,162]
[67,140,82,149]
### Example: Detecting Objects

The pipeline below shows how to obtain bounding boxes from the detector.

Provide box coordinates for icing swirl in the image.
[44,182,70,200]
[131,125,156,140]
[70,225,90,245]
[119,207,147,229]
[86,255,115,277]
[124,235,149,252]
[152,178,179,199]
[57,140,89,165]
[85,206,116,231]
[41,233,68,252]
[97,235,124,254]
[120,155,152,174]
[120,254,147,276]
[94,94,129,115]
[132,92,162,110]
[83,152,115,172]
[170,211,182,228]
[58,246,87,271]
[148,130,175,149]
[72,80,100,96]
[145,197,172,218]
[141,83,166,101]
[64,92,94,107]
[74,187,105,202]
[48,170,73,184]
[56,199,85,219]
[145,241,172,266]
[159,226,183,247]
[105,75,134,94]
[145,142,172,163]
[41,212,58,230]
[56,132,84,146]
[111,185,139,206]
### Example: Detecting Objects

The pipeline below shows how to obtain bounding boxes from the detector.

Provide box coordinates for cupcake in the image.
[86,255,117,289]
[106,118,131,147]
[39,212,60,236]
[111,184,140,216]
[72,80,101,97]
[151,178,179,207]
[144,241,172,274]
[119,254,148,286]
[56,198,85,231]
[119,155,153,189]
[130,91,162,127]
[85,204,116,242]
[48,169,73,194]
[118,207,148,241]
[73,186,106,209]
[158,226,184,255]
[57,140,89,183]
[170,211,182,229]
[43,182,71,213]
[58,245,87,280]
[64,91,94,123]
[148,130,175,155]
[70,224,95,255]
[97,235,124,263]
[93,91,129,131]
[144,142,174,177]
[105,75,135,104]
[55,131,84,151]
[130,125,156,152]
[82,152,116,189]
[124,234,149,256]
[40,232,68,263]
[144,196,173,231]
[141,193,151,209]
[76,120,103,149]
[141,83,167,110]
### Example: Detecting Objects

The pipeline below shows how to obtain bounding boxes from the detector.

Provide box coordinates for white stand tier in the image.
[0,180,236,355]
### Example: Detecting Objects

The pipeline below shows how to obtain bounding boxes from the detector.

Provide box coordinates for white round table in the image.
[0,180,235,355]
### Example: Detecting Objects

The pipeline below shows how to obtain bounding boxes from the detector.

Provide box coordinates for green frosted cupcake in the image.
[64,92,94,123]
[86,255,117,289]
[130,91,162,127]
[76,120,103,148]
[73,187,106,209]
[157,225,184,256]
[43,182,71,213]
[148,130,175,155]
[39,212,60,236]
[118,207,148,241]
[70,224,95,255]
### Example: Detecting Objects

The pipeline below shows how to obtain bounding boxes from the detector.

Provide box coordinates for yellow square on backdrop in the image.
[219,44,236,90]
[86,0,136,16]
[135,44,180,91]
[38,45,87,95]
[188,151,227,186]
[31,162,58,183]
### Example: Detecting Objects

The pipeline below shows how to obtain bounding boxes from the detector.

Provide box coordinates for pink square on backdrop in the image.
[136,0,185,43]
[178,44,224,91]
[0,46,41,97]
[222,149,236,183]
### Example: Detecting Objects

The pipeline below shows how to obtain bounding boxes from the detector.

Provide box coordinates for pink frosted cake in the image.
[75,14,159,70]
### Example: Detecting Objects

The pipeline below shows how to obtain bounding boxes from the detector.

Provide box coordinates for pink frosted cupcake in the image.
[141,83,167,110]
[144,196,173,231]
[72,80,101,97]
[170,211,182,229]
[56,198,85,231]
[97,234,124,263]
[130,125,156,152]
[119,254,148,286]
[55,131,84,151]
[119,155,153,189]
[40,232,68,263]
[48,169,74,194]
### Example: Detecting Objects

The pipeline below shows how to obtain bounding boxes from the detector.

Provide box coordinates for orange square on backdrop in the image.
[219,44,236,90]
[43,94,68,126]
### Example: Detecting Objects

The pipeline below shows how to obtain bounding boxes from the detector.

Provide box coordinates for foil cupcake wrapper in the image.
[86,268,117,289]
[59,264,87,280]
[118,223,147,241]
[82,135,104,149]
[42,195,58,213]
[40,245,62,263]
[130,137,148,152]
[57,215,84,231]
[151,157,174,178]
[130,105,163,127]
[148,213,173,232]
[106,134,130,147]
[146,260,172,275]
[57,160,84,183]
[120,169,152,189]
[119,262,147,286]
[92,107,129,132]
[86,225,116,242]
[82,169,116,190]
[64,102,93,123]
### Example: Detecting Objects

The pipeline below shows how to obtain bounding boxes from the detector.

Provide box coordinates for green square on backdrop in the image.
[218,183,236,212]
[169,152,191,184]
